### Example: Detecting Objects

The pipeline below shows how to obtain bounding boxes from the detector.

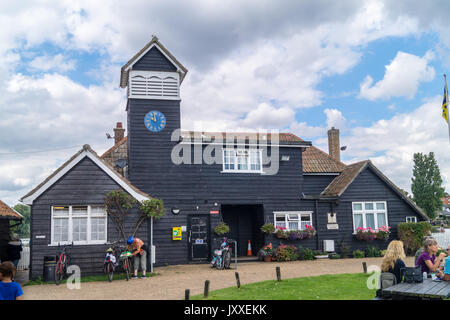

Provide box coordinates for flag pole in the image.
[446,74,450,144]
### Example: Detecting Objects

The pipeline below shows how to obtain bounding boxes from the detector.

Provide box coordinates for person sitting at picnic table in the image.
[381,240,406,283]
[416,238,446,275]
[436,245,450,281]
[126,236,147,279]
[414,234,434,265]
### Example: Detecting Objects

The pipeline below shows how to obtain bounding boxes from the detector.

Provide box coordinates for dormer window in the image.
[222,149,262,173]
[128,70,180,100]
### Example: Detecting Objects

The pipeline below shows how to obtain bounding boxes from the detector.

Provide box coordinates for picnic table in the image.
[382,279,450,300]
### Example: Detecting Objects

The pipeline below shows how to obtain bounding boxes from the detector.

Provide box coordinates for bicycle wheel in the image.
[107,262,114,282]
[217,256,224,270]
[224,251,231,269]
[123,258,130,281]
[55,260,63,285]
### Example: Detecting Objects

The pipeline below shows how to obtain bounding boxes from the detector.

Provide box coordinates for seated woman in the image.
[436,245,450,281]
[416,238,446,275]
[381,240,407,283]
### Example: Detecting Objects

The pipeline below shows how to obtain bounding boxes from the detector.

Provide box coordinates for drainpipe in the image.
[150,216,153,273]
[315,200,319,251]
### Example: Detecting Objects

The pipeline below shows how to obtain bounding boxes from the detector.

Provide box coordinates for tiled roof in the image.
[101,136,128,159]
[302,146,346,173]
[321,160,368,196]
[180,131,311,145]
[0,200,23,220]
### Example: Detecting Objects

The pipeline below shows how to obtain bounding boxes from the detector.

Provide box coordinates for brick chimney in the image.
[327,127,340,162]
[113,122,125,145]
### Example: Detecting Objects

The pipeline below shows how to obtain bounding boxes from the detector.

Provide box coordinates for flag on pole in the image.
[443,74,449,123]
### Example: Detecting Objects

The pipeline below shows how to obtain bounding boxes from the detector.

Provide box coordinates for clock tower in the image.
[120,36,188,197]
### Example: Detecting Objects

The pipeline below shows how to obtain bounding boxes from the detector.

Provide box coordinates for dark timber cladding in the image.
[29,157,147,280]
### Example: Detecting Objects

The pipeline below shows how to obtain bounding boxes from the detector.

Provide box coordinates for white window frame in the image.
[406,216,417,223]
[273,211,313,231]
[221,148,263,173]
[352,201,388,233]
[50,205,108,246]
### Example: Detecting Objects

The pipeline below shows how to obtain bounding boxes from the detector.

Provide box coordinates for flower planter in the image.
[263,256,272,262]
[314,255,329,259]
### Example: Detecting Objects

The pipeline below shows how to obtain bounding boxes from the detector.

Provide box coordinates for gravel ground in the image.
[22,256,415,300]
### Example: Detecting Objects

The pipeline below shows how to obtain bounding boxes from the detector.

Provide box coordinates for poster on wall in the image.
[172,227,182,240]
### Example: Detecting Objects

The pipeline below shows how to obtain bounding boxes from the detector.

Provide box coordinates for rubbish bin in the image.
[43,256,57,282]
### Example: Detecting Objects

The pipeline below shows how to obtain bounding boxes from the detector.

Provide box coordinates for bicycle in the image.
[55,242,73,285]
[210,237,232,270]
[104,241,133,281]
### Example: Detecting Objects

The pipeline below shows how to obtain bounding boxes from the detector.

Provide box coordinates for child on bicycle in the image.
[0,261,23,300]
[127,236,148,279]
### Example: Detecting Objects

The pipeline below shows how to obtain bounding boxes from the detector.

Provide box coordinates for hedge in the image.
[398,222,432,255]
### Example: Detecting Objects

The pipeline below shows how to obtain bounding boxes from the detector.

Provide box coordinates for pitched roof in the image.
[120,36,188,88]
[101,136,128,160]
[302,145,347,173]
[321,160,429,220]
[180,131,311,146]
[21,144,150,205]
[0,200,23,220]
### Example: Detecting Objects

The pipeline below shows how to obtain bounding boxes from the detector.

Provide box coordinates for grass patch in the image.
[23,272,158,286]
[192,273,375,300]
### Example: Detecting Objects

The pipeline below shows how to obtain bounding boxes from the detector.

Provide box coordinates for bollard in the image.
[204,280,210,298]
[235,272,241,289]
[276,266,281,282]
[362,262,367,274]
[185,289,190,300]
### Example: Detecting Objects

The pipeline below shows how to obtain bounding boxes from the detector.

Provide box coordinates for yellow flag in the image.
[443,75,449,123]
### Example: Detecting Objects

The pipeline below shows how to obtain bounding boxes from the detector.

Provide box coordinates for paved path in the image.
[22,257,414,300]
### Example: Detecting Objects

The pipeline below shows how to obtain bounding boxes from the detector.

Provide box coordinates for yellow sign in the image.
[172,227,182,241]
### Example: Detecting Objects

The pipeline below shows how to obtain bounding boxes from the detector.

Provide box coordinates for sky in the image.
[0,0,449,206]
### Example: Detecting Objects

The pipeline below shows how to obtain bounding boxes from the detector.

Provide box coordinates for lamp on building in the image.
[171,207,181,215]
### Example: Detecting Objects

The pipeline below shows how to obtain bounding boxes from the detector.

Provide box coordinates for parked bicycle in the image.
[103,241,133,281]
[55,242,73,285]
[210,237,232,270]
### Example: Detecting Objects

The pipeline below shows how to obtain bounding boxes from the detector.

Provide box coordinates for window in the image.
[273,212,313,231]
[51,205,107,245]
[352,201,388,233]
[406,216,417,223]
[222,149,262,173]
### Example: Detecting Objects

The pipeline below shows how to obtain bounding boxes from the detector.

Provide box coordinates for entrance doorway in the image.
[188,215,210,261]
[221,205,264,257]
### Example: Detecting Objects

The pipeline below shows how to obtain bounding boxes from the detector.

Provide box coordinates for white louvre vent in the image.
[129,71,180,100]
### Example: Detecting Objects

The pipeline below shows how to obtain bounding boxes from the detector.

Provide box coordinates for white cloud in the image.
[239,103,295,129]
[359,51,435,100]
[339,96,449,193]
[28,54,76,72]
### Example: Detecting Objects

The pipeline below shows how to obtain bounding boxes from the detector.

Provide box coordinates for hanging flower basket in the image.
[274,225,316,240]
[355,226,391,241]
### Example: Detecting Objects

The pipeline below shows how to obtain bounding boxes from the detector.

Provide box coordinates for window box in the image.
[272,211,316,240]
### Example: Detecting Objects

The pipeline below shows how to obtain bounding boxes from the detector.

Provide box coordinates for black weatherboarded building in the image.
[22,37,428,280]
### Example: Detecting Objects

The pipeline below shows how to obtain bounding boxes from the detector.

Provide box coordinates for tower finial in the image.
[151,34,158,41]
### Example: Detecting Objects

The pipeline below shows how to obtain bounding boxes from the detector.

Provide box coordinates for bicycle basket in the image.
[119,251,133,260]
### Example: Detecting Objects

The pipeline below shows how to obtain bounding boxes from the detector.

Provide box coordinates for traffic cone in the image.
[247,240,252,256]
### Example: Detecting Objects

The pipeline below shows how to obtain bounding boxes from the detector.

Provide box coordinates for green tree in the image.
[10,204,31,238]
[411,152,445,219]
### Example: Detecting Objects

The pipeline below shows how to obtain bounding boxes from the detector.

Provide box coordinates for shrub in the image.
[298,246,314,260]
[366,246,381,257]
[398,222,432,255]
[261,223,275,235]
[275,244,299,261]
[329,253,341,259]
[353,250,365,258]
[214,222,230,235]
[339,240,350,258]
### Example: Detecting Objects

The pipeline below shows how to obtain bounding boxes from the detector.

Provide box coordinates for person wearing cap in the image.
[127,236,148,279]
[6,234,22,268]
